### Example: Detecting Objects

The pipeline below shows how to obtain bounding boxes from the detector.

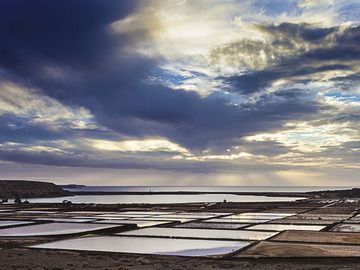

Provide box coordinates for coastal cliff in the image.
[0,180,70,198]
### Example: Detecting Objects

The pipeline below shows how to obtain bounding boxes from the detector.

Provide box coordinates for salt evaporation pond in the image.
[32,236,251,256]
[130,216,196,222]
[118,227,277,241]
[93,219,175,227]
[223,213,295,220]
[116,211,177,215]
[246,224,326,231]
[0,220,34,228]
[203,218,271,224]
[175,222,250,229]
[0,222,122,236]
[96,213,154,218]
[146,214,217,219]
[34,218,98,223]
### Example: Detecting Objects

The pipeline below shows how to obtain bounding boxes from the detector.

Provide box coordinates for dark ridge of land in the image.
[59,184,87,189]
[0,180,70,199]
[307,188,360,198]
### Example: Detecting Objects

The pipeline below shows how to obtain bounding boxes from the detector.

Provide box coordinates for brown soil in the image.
[1,248,360,270]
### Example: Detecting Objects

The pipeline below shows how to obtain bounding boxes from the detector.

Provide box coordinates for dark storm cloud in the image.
[241,140,290,157]
[0,1,338,171]
[0,144,290,173]
[257,22,338,43]
[0,0,138,71]
[219,23,360,94]
[224,63,349,94]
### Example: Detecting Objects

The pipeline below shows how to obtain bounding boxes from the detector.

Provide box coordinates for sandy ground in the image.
[1,248,360,270]
[273,230,360,245]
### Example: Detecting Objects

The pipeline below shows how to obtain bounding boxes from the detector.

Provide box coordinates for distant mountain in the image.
[0,180,70,199]
[59,184,87,189]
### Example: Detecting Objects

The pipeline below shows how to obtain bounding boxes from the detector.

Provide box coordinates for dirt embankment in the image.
[0,180,70,199]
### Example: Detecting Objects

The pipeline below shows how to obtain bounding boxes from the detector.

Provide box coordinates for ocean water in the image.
[29,194,305,204]
[26,185,352,204]
[63,185,350,193]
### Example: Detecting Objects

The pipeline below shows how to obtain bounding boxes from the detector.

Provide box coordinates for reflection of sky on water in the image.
[118,227,277,241]
[33,236,250,256]
[28,194,304,204]
[0,222,120,236]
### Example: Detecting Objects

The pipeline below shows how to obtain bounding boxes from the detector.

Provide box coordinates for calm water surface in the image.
[28,185,352,204]
[29,194,304,204]
[64,185,350,193]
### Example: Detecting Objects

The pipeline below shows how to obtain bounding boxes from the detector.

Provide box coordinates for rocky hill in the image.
[0,180,70,199]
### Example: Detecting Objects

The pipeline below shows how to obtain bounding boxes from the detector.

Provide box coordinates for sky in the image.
[0,0,359,186]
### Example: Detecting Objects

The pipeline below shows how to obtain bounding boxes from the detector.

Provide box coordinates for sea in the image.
[28,186,351,204]
[62,185,350,193]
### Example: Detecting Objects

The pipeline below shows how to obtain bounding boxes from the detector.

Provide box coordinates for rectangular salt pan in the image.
[32,236,251,256]
[34,218,98,223]
[223,213,294,220]
[94,220,174,227]
[148,214,216,219]
[16,211,58,215]
[118,211,176,215]
[67,211,117,215]
[86,216,128,220]
[118,227,277,241]
[175,212,232,216]
[176,222,250,230]
[96,214,155,218]
[203,218,271,224]
[0,220,34,228]
[0,222,122,236]
[240,212,295,217]
[130,217,195,223]
[246,224,326,232]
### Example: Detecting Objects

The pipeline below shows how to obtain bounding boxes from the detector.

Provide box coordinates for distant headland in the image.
[0,180,70,199]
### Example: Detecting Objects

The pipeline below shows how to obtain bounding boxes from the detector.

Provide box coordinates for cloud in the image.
[0,2,327,152]
[0,81,95,129]
[218,23,360,94]
[0,0,358,182]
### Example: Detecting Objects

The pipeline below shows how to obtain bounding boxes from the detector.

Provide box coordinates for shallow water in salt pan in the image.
[32,236,250,256]
[203,218,270,224]
[175,222,249,230]
[118,227,277,240]
[246,224,326,231]
[223,213,295,220]
[94,219,174,227]
[0,220,34,228]
[34,218,97,223]
[129,217,195,223]
[0,222,122,236]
